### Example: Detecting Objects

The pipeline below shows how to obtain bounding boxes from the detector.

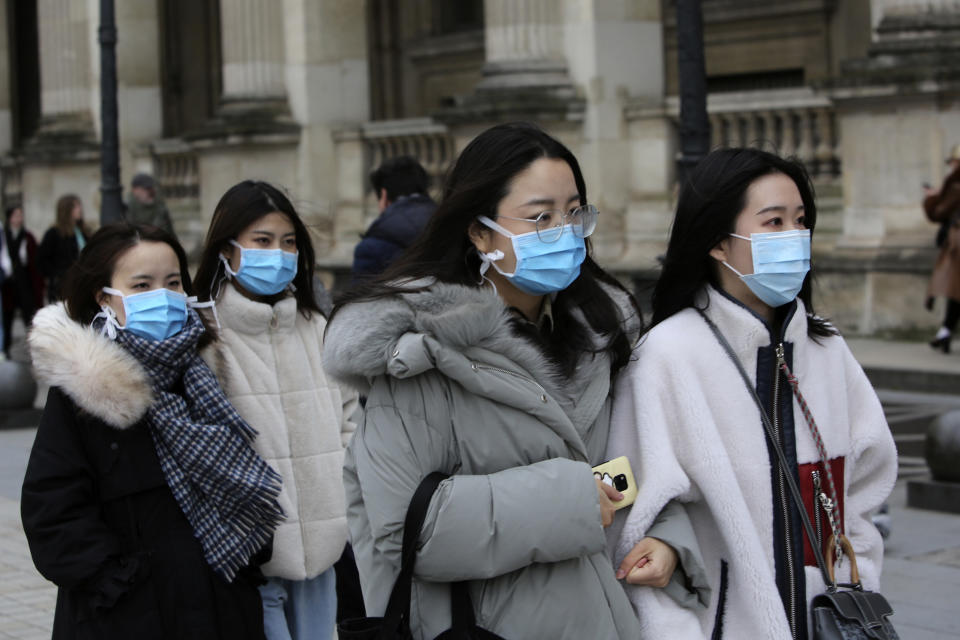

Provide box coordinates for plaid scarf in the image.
[108,310,284,582]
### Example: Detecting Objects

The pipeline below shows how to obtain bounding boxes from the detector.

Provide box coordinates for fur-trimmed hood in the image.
[29,303,153,429]
[322,279,640,404]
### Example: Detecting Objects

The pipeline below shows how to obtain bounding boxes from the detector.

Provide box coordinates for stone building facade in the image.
[1,0,959,335]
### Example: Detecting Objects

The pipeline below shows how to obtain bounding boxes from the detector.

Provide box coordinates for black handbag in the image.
[699,311,898,640]
[337,472,506,640]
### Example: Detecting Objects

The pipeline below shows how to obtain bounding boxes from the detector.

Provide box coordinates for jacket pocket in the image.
[797,457,845,568]
[710,560,729,640]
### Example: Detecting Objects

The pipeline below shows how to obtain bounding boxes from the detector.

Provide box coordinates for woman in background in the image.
[1,205,44,357]
[38,194,88,303]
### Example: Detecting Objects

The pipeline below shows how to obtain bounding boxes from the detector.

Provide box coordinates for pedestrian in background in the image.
[125,172,175,237]
[351,155,436,281]
[1,205,44,358]
[923,143,960,353]
[38,194,88,303]
[324,122,704,639]
[22,223,281,640]
[608,148,898,639]
[193,180,358,640]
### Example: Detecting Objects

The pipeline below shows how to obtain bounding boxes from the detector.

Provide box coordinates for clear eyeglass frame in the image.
[497,204,599,243]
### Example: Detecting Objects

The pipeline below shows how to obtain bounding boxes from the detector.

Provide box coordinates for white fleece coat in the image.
[606,287,898,639]
[203,284,358,581]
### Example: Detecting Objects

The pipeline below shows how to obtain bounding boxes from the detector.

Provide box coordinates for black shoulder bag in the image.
[338,472,506,640]
[698,310,898,640]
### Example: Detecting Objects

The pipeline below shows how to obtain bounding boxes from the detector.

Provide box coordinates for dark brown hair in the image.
[54,194,87,238]
[61,223,214,347]
[193,180,321,318]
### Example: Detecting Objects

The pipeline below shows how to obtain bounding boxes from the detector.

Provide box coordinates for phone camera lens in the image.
[614,474,628,491]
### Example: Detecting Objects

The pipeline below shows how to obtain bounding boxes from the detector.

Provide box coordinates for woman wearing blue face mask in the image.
[322,123,707,639]
[22,224,282,640]
[193,181,359,640]
[606,148,898,639]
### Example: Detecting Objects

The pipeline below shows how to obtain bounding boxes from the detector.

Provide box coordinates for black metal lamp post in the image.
[675,0,711,187]
[99,0,123,225]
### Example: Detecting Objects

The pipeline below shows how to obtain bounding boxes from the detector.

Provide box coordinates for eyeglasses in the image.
[496,204,599,243]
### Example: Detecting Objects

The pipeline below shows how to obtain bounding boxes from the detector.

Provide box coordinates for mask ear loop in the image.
[477,249,504,293]
[190,261,227,329]
[93,287,126,339]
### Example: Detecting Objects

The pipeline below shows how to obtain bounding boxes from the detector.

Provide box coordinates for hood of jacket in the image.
[323,279,640,410]
[28,303,153,429]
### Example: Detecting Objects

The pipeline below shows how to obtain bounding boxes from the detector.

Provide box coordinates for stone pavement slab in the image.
[0,496,54,640]
[881,479,960,639]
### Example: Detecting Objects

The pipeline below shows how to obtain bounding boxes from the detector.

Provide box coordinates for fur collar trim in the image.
[29,303,154,429]
[323,280,636,404]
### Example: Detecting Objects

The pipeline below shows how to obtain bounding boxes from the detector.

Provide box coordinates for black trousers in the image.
[2,289,36,355]
[944,298,960,332]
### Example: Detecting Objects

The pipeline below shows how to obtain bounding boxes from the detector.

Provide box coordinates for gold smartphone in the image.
[591,456,638,510]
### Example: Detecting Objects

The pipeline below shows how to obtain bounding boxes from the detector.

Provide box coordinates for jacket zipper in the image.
[812,469,823,552]
[471,362,550,404]
[774,343,798,640]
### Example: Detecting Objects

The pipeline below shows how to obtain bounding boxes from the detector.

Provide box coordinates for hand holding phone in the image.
[592,456,638,511]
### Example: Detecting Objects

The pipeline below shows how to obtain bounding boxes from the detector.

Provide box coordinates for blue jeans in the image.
[259,569,337,640]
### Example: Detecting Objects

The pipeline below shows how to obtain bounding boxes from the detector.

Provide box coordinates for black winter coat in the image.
[21,389,266,640]
[37,228,84,303]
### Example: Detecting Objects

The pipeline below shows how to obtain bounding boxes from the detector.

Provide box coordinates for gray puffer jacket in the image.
[323,281,694,639]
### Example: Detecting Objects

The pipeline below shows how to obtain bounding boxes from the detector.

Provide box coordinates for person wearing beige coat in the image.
[195,180,358,640]
[204,283,357,578]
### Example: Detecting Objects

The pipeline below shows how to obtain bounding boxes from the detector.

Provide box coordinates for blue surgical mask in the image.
[97,287,188,341]
[221,240,298,296]
[722,229,810,308]
[476,216,586,295]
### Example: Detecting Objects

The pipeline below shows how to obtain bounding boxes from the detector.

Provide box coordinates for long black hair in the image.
[334,122,640,375]
[651,147,836,338]
[193,180,321,318]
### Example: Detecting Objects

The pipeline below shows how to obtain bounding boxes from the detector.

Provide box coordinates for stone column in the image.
[479,0,570,90]
[36,0,94,137]
[219,0,288,113]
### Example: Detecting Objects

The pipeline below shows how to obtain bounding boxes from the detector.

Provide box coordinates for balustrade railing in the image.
[360,118,454,194]
[661,88,842,179]
[151,139,200,203]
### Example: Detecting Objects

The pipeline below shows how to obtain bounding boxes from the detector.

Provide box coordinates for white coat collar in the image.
[698,284,808,353]
[217,282,298,335]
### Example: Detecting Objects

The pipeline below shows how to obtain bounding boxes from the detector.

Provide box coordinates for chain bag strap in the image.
[777,353,844,569]
[697,310,898,640]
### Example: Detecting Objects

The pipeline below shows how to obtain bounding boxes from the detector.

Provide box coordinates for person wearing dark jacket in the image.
[38,194,88,303]
[22,223,283,640]
[351,156,436,281]
[125,173,175,236]
[2,205,44,357]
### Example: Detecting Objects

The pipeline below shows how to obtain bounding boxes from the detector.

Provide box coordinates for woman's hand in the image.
[595,478,623,527]
[616,537,678,587]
